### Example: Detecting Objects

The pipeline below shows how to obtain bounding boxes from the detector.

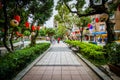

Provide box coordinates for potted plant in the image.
[105,42,120,77]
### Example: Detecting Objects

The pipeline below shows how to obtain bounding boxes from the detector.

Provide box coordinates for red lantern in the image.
[19,34,23,37]
[72,32,75,35]
[87,23,91,28]
[37,26,40,30]
[14,15,21,22]
[95,18,99,23]
[10,19,19,27]
[16,32,23,37]
[25,22,30,28]
[32,26,36,31]
[16,31,20,36]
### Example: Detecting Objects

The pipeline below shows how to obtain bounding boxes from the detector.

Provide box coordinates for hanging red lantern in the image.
[14,15,21,22]
[19,34,23,37]
[16,32,23,37]
[95,18,99,23]
[37,26,40,30]
[72,32,75,35]
[16,31,20,36]
[87,23,91,28]
[10,19,19,27]
[25,22,30,28]
[32,26,36,31]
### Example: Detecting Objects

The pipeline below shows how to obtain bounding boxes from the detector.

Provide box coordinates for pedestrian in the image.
[57,37,60,43]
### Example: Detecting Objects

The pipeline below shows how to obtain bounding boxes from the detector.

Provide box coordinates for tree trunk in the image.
[30,35,36,46]
[30,30,39,46]
[106,19,115,43]
[30,20,36,47]
[80,27,84,42]
[10,32,14,51]
[80,31,83,42]
[2,0,11,52]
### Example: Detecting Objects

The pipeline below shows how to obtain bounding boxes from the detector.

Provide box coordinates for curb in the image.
[13,44,52,80]
[76,53,112,80]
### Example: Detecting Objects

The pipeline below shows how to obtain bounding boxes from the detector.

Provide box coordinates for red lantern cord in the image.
[25,22,30,28]
[95,18,99,23]
[14,15,21,22]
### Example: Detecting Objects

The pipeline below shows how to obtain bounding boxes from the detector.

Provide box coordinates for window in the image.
[99,24,105,31]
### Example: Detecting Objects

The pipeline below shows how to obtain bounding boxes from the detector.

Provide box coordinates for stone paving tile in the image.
[41,75,52,80]
[71,75,83,80]
[22,66,99,80]
[22,42,101,80]
[62,75,72,80]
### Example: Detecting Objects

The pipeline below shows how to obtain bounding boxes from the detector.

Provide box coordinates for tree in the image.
[1,0,31,52]
[54,24,67,39]
[75,16,91,42]
[0,0,54,52]
[57,0,120,43]
[28,0,54,46]
[39,29,46,37]
[45,28,55,37]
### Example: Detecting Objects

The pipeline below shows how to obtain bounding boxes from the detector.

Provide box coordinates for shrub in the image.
[104,43,120,65]
[0,43,50,80]
[65,40,106,65]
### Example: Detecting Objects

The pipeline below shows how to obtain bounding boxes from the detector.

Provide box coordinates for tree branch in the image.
[64,1,107,17]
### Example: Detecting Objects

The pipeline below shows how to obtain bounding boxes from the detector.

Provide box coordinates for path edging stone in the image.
[13,44,52,80]
[76,53,112,80]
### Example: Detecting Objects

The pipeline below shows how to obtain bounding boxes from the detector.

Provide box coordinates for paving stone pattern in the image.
[22,41,101,80]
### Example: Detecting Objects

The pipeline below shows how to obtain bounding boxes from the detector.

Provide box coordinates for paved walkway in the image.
[22,41,101,80]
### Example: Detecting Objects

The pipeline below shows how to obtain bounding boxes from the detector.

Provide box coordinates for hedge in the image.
[65,40,106,65]
[0,43,50,80]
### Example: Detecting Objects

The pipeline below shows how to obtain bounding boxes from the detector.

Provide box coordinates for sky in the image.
[43,0,89,28]
[43,0,58,28]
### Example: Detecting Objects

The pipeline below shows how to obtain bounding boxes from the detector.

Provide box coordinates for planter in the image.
[108,64,120,77]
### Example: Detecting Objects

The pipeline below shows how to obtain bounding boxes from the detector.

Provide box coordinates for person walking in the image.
[57,37,60,43]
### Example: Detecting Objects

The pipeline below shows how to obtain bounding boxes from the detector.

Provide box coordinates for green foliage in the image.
[104,43,120,65]
[54,24,66,39]
[0,0,54,52]
[39,29,46,36]
[45,28,55,36]
[65,40,106,65]
[23,30,31,36]
[0,43,50,80]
